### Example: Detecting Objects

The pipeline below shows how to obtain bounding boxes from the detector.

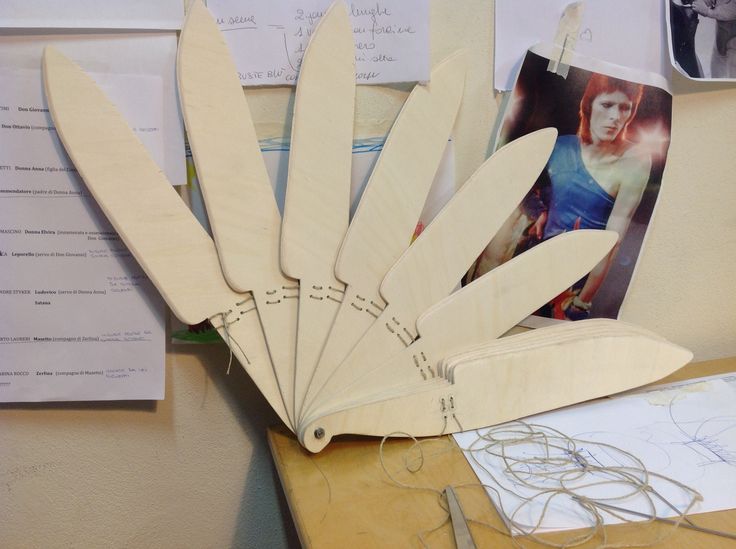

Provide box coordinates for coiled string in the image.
[377,421,736,548]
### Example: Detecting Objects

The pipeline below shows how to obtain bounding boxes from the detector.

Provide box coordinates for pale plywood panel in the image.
[321,230,617,406]
[381,129,557,316]
[306,130,557,416]
[43,47,238,326]
[279,2,355,418]
[299,320,692,452]
[178,0,298,425]
[177,0,284,293]
[302,52,468,417]
[44,46,294,431]
[280,1,354,279]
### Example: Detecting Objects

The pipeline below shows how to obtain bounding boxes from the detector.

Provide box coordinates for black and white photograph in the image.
[669,0,736,79]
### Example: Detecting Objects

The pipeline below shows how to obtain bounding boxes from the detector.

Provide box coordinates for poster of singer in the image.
[466,45,672,322]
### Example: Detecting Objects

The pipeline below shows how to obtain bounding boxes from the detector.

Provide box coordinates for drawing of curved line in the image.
[573,430,672,471]
[667,396,736,466]
[694,415,736,441]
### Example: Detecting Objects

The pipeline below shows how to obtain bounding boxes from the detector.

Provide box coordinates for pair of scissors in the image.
[445,486,477,549]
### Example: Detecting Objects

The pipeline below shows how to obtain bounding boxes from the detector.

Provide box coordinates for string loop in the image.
[376,421,729,548]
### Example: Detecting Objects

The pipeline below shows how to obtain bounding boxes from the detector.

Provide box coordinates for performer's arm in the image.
[692,0,736,21]
[574,153,651,310]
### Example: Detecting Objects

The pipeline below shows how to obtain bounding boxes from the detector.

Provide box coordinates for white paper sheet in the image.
[454,374,736,531]
[0,32,186,186]
[495,0,670,91]
[205,0,430,85]
[0,68,167,401]
[0,0,183,30]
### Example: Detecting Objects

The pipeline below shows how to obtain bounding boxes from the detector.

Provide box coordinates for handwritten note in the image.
[205,0,429,85]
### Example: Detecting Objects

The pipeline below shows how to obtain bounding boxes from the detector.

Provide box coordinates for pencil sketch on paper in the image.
[574,378,736,482]
[661,393,736,467]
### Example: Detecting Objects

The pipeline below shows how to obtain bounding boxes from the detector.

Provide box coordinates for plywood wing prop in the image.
[278,2,355,419]
[301,129,560,419]
[300,319,692,452]
[301,230,618,419]
[41,44,295,428]
[42,0,692,453]
[177,0,300,427]
[301,48,469,422]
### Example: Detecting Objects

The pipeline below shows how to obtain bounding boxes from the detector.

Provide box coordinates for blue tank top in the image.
[543,135,615,239]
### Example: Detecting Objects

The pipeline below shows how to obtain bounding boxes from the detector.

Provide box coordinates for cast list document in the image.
[0,68,165,401]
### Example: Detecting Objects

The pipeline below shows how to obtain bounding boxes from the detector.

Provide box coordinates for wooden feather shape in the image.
[42,46,293,431]
[304,129,557,417]
[302,229,618,417]
[280,2,355,418]
[298,320,693,452]
[301,51,469,419]
[42,2,692,455]
[178,0,298,426]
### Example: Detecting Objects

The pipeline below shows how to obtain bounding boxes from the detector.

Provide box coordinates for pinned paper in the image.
[0,0,183,29]
[205,0,430,85]
[495,0,669,91]
[0,68,166,401]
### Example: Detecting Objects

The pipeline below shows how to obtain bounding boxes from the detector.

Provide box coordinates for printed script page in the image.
[0,68,166,401]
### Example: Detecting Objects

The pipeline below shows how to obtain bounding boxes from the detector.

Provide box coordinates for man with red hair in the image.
[531,74,650,319]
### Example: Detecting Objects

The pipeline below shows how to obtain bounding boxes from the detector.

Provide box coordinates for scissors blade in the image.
[445,486,477,549]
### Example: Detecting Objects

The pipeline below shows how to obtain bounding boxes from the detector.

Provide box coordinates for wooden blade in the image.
[298,320,693,452]
[281,0,354,280]
[380,128,557,320]
[304,129,557,416]
[416,229,617,358]
[42,47,293,431]
[301,51,468,419]
[43,46,236,326]
[178,0,283,293]
[280,2,355,418]
[335,50,469,289]
[178,0,298,426]
[309,229,618,410]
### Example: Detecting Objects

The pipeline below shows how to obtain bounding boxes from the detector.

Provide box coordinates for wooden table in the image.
[268,357,736,548]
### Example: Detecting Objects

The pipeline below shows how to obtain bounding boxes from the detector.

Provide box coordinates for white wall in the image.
[620,72,736,361]
[2,1,735,548]
[0,342,297,547]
